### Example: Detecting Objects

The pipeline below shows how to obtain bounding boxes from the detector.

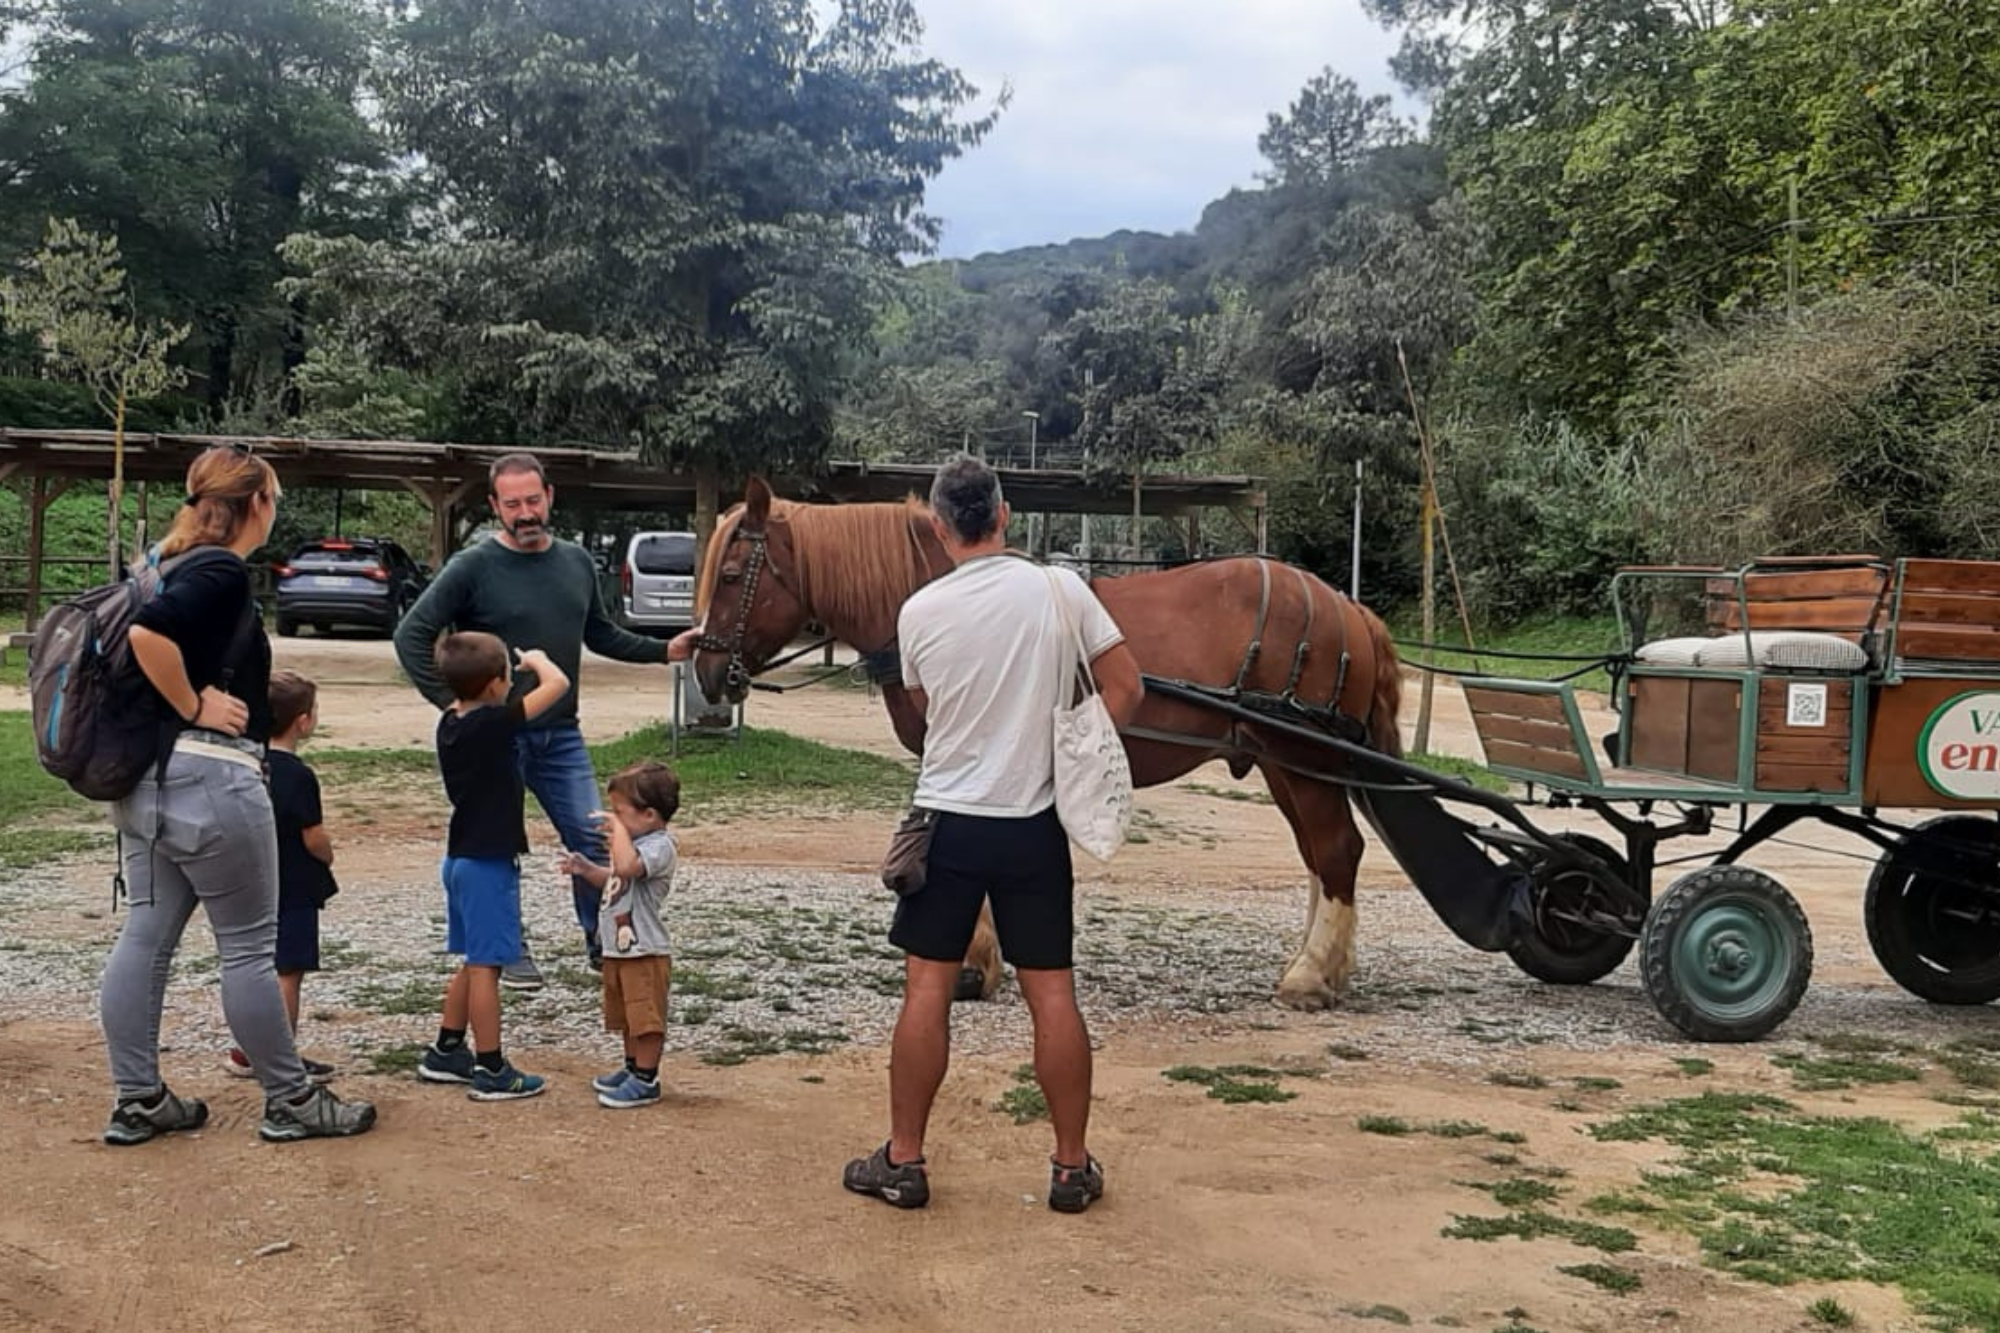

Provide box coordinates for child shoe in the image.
[591,1067,632,1095]
[417,1044,475,1084]
[468,1062,546,1101]
[597,1074,660,1110]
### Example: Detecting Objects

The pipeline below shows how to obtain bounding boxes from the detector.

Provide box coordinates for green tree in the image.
[1,215,189,573]
[0,0,399,410]
[285,0,998,542]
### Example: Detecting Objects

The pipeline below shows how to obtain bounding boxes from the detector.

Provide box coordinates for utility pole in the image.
[1350,457,1363,599]
[1787,174,1799,321]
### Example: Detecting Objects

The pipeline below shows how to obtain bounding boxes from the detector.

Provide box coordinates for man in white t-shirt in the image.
[843,455,1142,1215]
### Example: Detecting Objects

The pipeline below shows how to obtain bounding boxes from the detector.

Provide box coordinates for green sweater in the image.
[393,537,664,728]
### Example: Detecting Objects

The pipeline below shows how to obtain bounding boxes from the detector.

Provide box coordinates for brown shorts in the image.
[601,955,673,1037]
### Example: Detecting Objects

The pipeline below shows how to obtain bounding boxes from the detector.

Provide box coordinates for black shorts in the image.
[274,902,320,974]
[889,808,1075,970]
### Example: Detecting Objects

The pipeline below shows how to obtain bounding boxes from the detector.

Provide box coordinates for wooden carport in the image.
[1,428,1268,630]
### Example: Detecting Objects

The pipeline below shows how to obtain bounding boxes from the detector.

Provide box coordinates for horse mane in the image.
[782,497,933,639]
[697,495,934,641]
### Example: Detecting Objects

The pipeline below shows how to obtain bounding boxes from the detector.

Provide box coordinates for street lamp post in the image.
[1022,410,1040,555]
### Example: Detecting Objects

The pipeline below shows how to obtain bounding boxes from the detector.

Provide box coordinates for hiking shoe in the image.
[499,957,545,992]
[468,1062,546,1101]
[842,1142,929,1209]
[302,1057,337,1085]
[591,1067,633,1095]
[597,1074,660,1110]
[103,1086,210,1146]
[259,1085,377,1142]
[417,1044,475,1084]
[1048,1155,1105,1214]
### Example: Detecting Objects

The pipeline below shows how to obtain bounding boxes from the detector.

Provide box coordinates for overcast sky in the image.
[910,0,1410,258]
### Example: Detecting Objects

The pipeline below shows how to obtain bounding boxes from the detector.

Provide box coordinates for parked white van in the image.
[620,530,699,633]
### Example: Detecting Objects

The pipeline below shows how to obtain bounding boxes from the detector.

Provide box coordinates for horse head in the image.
[692,476,812,704]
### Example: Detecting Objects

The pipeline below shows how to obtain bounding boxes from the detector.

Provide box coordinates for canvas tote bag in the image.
[1046,569,1133,860]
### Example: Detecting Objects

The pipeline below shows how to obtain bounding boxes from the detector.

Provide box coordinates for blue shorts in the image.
[441,856,523,967]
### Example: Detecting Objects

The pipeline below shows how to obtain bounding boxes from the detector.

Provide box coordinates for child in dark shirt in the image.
[416,631,571,1100]
[227,670,339,1083]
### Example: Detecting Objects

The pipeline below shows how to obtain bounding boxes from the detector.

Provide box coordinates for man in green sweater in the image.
[396,453,695,988]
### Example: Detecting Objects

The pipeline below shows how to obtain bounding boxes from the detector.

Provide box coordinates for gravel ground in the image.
[6,841,1998,1079]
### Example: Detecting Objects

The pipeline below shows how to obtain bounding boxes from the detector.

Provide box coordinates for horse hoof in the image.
[1275,977,1336,1011]
[953,968,988,1002]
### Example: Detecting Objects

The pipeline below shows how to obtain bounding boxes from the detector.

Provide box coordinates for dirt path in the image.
[0,637,1960,1331]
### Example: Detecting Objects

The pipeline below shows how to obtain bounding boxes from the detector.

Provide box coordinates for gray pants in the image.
[102,749,310,1101]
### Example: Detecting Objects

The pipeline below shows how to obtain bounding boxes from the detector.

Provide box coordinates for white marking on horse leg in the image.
[1277,874,1336,1010]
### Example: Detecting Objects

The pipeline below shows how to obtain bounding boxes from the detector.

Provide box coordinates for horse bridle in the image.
[691,519,792,696]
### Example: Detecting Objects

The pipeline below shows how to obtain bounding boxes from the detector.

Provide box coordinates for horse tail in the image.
[1358,602,1404,759]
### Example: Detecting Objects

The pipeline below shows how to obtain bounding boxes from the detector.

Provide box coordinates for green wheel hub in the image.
[1672,895,1795,1017]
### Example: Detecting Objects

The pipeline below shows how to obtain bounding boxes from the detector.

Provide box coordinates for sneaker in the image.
[259,1085,377,1142]
[103,1085,210,1147]
[227,1048,335,1084]
[417,1044,476,1084]
[468,1062,546,1101]
[842,1142,929,1209]
[500,956,545,992]
[1048,1155,1105,1214]
[591,1066,633,1095]
[597,1074,660,1110]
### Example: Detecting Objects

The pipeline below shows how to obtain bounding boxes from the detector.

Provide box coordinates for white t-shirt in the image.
[900,556,1125,817]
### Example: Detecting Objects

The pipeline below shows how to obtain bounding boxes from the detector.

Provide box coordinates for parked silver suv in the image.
[620,530,699,633]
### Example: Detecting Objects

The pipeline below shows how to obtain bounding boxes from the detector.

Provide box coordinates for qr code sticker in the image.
[1787,683,1828,728]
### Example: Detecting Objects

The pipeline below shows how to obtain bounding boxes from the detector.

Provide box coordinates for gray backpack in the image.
[29,548,254,801]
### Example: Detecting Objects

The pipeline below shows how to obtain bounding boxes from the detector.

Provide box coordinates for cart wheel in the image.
[1641,866,1812,1043]
[1864,814,2000,1005]
[1506,833,1643,985]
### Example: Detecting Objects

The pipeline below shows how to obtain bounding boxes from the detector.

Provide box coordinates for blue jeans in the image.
[515,724,606,954]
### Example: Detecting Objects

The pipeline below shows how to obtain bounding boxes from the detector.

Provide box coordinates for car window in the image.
[631,533,696,576]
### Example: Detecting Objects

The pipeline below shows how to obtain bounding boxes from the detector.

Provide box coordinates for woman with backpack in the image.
[99,445,377,1146]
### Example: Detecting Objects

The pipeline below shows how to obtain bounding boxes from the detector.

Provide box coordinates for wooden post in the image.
[1185,512,1200,563]
[403,476,482,570]
[1130,471,1142,560]
[25,474,76,630]
[136,480,149,558]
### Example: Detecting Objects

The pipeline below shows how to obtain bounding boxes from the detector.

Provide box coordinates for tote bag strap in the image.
[1044,567,1098,699]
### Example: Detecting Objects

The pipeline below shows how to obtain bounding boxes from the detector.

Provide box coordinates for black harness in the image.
[691,520,776,698]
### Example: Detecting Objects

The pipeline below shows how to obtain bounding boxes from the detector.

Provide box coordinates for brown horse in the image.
[692,478,1404,1010]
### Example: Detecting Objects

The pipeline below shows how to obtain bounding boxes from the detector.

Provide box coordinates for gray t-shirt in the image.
[598,829,675,958]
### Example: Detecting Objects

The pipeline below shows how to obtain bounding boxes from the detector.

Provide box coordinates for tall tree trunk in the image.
[694,459,720,558]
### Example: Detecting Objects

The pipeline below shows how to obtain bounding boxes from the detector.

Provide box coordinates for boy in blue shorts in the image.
[417,631,571,1100]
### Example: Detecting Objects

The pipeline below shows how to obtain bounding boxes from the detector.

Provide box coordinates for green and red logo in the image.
[1918,691,2000,800]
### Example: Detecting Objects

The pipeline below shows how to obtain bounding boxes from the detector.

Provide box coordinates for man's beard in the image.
[505,516,548,543]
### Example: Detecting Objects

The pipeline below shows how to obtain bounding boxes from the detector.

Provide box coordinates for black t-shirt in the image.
[131,548,272,742]
[437,700,528,859]
[268,749,338,910]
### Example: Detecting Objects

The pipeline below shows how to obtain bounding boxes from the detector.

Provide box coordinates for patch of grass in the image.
[1488,1071,1549,1089]
[1360,1115,1413,1136]
[1163,1064,1299,1105]
[1327,1042,1371,1062]
[1814,1032,1906,1056]
[354,976,442,1017]
[1427,1120,1491,1139]
[1674,1057,1714,1077]
[1574,1077,1622,1092]
[364,1044,424,1076]
[1477,1178,1562,1208]
[0,825,106,868]
[1408,750,1509,793]
[673,966,757,1001]
[1389,611,1622,697]
[313,724,915,812]
[1340,1304,1412,1325]
[1772,1051,1922,1092]
[0,711,93,831]
[1806,1297,1855,1327]
[1558,1263,1641,1295]
[1182,781,1274,806]
[1442,1210,1636,1254]
[1588,1090,2000,1328]
[1490,1129,1528,1145]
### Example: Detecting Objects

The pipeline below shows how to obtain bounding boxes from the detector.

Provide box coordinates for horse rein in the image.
[691,519,776,697]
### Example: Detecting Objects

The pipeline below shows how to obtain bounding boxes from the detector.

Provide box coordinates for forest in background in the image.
[3,0,1998,624]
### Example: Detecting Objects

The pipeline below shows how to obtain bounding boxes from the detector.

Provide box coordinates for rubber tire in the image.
[275,617,297,638]
[1641,865,1813,1043]
[1864,814,2000,1005]
[1506,833,1643,985]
